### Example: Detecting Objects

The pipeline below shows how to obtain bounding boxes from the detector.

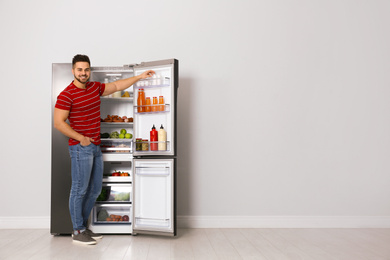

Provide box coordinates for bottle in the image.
[158,124,167,151]
[158,96,165,111]
[150,125,158,151]
[152,97,158,112]
[137,89,145,112]
[145,97,151,112]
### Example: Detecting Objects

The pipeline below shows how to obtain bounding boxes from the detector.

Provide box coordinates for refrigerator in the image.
[51,59,178,237]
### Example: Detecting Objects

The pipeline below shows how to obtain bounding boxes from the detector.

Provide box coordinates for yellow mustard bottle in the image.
[158,124,167,151]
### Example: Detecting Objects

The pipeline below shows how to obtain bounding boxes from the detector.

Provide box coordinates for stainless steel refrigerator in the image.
[51,59,178,236]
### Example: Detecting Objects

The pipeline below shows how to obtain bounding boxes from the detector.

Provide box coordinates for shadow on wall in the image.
[176,77,194,216]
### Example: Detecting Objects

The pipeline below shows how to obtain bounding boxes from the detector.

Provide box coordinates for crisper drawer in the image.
[96,183,132,203]
[100,139,132,153]
[93,204,132,224]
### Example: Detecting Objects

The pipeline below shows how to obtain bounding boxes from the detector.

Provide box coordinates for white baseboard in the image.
[2,216,390,229]
[0,217,50,229]
[177,216,390,228]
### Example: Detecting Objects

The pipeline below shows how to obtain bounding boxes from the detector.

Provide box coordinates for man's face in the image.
[72,61,91,84]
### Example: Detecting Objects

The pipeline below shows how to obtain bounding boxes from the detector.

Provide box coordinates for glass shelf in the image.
[134,77,170,89]
[101,122,133,127]
[134,141,170,153]
[134,104,170,114]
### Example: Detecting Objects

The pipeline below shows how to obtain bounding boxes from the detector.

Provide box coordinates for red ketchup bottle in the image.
[150,125,158,151]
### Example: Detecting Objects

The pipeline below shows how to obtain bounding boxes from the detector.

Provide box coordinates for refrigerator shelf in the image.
[102,153,133,161]
[101,122,134,127]
[103,176,132,182]
[101,138,133,141]
[93,221,131,225]
[101,97,133,101]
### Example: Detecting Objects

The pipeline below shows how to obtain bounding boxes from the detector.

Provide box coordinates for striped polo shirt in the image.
[55,81,106,146]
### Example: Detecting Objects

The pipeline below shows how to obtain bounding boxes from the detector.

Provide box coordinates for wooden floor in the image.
[1,228,390,259]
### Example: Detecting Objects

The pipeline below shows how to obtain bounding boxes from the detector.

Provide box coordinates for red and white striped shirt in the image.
[55,81,106,146]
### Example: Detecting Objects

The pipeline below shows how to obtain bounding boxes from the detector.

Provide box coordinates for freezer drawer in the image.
[133,159,175,236]
[100,139,132,153]
[92,204,132,225]
[96,183,132,203]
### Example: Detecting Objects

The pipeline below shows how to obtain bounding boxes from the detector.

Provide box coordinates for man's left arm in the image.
[102,70,155,96]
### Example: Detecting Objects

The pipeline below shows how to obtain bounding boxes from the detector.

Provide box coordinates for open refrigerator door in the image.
[132,59,178,157]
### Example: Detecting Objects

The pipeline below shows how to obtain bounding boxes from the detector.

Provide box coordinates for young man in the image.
[54,54,154,245]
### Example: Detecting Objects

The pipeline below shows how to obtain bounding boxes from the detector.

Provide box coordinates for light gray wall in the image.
[1,0,390,224]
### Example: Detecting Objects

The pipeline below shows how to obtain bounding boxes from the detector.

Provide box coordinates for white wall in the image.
[1,0,390,228]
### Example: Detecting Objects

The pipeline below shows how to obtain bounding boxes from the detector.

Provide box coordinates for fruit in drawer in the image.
[119,134,125,139]
[122,215,129,222]
[120,129,127,135]
[97,209,109,221]
[112,172,121,176]
[125,133,132,139]
[120,172,129,176]
[115,192,130,201]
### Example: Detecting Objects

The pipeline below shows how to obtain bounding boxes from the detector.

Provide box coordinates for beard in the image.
[74,75,89,84]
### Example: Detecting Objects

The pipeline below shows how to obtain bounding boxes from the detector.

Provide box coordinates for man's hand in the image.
[138,70,155,79]
[80,136,94,146]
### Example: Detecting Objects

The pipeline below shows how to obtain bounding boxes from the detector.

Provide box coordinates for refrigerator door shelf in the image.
[134,104,170,114]
[92,204,132,225]
[134,141,171,153]
[134,82,170,89]
[135,217,170,227]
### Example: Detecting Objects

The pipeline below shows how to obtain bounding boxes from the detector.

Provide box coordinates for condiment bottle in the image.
[150,125,158,151]
[145,97,151,112]
[158,124,167,151]
[152,97,158,112]
[158,96,165,111]
[137,89,145,112]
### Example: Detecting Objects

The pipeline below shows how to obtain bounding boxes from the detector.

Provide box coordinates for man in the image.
[54,54,154,245]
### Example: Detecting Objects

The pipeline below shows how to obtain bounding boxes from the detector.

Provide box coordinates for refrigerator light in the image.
[106,73,122,76]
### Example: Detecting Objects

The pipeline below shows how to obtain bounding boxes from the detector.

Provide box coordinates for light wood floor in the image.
[1,228,390,259]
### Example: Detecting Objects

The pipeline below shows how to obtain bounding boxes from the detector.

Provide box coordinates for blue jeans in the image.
[68,143,103,231]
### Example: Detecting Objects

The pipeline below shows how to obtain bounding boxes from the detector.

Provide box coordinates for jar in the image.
[142,139,149,151]
[136,138,142,151]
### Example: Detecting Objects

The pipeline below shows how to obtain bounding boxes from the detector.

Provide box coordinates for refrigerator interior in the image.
[89,66,135,234]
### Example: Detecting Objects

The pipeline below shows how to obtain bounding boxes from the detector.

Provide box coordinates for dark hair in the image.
[72,54,90,67]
